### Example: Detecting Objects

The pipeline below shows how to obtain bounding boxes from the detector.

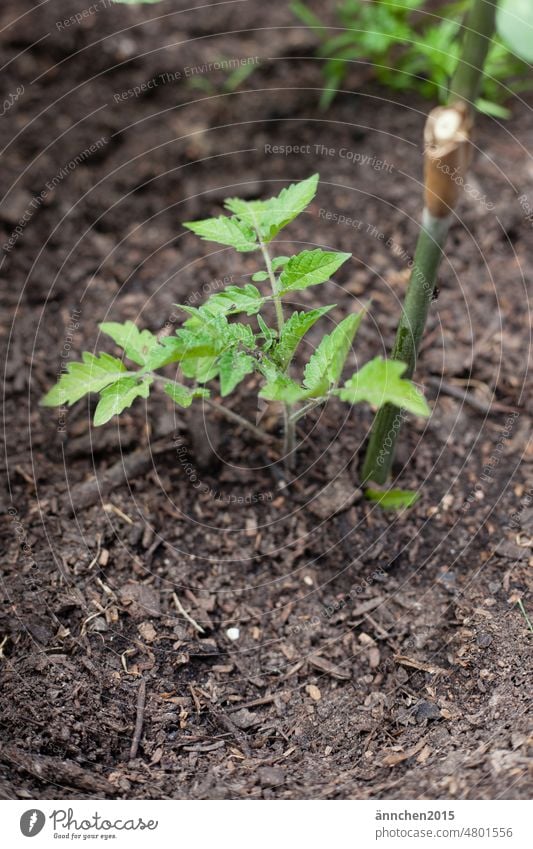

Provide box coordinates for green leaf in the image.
[497,0,533,61]
[99,321,158,366]
[225,174,319,242]
[337,357,430,417]
[182,284,265,320]
[183,216,258,252]
[251,271,269,282]
[218,349,255,397]
[271,256,290,271]
[41,353,127,407]
[94,377,152,426]
[257,314,277,351]
[180,356,220,383]
[259,373,307,404]
[144,336,185,371]
[164,382,209,408]
[279,249,351,294]
[273,305,334,370]
[303,312,364,397]
[365,488,420,510]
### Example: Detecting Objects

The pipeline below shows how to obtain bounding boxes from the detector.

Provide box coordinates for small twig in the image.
[189,684,203,714]
[516,599,533,634]
[129,679,147,761]
[172,592,205,634]
[87,533,102,570]
[0,636,8,660]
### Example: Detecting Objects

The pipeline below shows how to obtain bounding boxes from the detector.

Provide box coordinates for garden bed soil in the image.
[0,0,532,800]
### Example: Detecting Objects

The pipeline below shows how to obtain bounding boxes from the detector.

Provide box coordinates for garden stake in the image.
[361,0,498,486]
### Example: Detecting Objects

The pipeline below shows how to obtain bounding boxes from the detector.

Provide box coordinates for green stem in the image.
[450,0,498,105]
[361,0,498,486]
[361,215,449,484]
[255,227,296,468]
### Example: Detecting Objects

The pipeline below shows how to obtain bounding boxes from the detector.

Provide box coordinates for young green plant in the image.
[42,175,430,473]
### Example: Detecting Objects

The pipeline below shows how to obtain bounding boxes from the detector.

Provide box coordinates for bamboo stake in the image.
[362,0,498,485]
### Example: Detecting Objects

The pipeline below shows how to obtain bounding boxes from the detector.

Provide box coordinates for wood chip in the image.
[394,655,449,675]
[382,736,429,767]
[308,654,351,680]
[306,684,321,701]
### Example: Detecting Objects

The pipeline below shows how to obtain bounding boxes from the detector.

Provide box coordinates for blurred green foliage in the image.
[292,0,532,116]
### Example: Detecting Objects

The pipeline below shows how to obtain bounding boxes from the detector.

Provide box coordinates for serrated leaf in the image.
[224,174,319,242]
[183,215,258,252]
[164,382,209,408]
[365,488,420,510]
[93,377,152,426]
[303,312,363,397]
[218,349,255,397]
[337,357,430,417]
[271,256,290,271]
[279,249,351,294]
[259,374,307,404]
[41,352,127,407]
[99,321,158,366]
[257,314,277,351]
[180,356,220,383]
[144,336,185,370]
[274,305,334,370]
[182,284,265,322]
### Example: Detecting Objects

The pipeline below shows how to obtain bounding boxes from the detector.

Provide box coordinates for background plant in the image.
[293,0,532,116]
[42,175,429,473]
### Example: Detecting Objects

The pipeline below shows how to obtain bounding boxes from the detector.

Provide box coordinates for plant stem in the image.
[260,238,285,333]
[361,214,449,484]
[450,0,498,105]
[361,0,498,486]
[256,227,296,468]
[289,398,325,424]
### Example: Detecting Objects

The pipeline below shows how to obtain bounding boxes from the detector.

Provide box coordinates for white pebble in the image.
[226,627,240,641]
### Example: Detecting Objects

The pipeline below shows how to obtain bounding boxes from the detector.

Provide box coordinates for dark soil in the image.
[1,0,532,800]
